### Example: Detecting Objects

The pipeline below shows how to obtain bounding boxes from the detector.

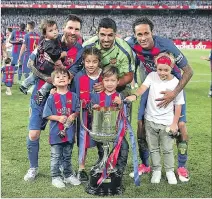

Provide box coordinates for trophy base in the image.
[85,169,124,196]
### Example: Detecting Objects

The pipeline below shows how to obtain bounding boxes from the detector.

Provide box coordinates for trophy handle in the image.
[80,100,93,135]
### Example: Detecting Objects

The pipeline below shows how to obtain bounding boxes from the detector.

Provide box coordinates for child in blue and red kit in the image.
[71,47,104,182]
[91,65,129,175]
[1,57,17,95]
[43,68,81,188]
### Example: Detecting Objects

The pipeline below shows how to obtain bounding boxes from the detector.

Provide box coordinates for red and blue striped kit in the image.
[10,30,26,65]
[127,35,188,80]
[1,65,16,87]
[73,69,102,164]
[43,91,80,145]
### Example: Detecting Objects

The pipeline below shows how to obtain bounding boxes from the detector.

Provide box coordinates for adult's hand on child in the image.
[93,82,104,93]
[155,90,176,108]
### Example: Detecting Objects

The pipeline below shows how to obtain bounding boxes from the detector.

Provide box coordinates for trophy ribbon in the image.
[78,110,92,164]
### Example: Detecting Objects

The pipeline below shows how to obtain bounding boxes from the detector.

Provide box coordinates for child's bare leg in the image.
[77,149,89,182]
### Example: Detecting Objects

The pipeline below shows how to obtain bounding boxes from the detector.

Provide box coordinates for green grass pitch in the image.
[1,49,211,198]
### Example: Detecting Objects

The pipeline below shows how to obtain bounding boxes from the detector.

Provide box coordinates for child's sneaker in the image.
[52,177,66,188]
[208,91,212,98]
[166,171,177,184]
[129,164,151,178]
[5,91,12,95]
[64,174,81,185]
[151,171,161,184]
[19,85,28,95]
[77,170,89,182]
[177,167,190,182]
[24,168,38,181]
[36,91,44,105]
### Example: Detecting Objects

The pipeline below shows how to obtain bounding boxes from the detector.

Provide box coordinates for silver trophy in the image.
[80,101,126,195]
[80,105,121,174]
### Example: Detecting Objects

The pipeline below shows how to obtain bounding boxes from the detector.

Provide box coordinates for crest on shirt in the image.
[67,99,72,104]
[110,58,117,65]
[55,101,60,104]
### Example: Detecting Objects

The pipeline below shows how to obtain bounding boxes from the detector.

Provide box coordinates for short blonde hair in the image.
[154,52,175,68]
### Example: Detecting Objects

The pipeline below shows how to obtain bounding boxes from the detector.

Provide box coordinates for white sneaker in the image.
[151,171,161,184]
[177,167,190,182]
[5,91,12,95]
[24,168,38,181]
[64,174,81,186]
[52,177,66,188]
[166,171,177,184]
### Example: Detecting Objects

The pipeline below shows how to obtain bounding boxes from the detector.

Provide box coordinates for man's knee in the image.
[29,130,41,141]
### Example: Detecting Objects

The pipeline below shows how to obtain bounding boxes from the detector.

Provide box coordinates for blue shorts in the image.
[4,82,13,87]
[138,89,187,123]
[28,99,48,131]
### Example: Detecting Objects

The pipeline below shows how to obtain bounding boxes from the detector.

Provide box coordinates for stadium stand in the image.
[1,0,212,6]
[1,8,211,41]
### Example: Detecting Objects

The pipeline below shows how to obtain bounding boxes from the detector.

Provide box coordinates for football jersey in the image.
[126,35,188,79]
[83,35,135,77]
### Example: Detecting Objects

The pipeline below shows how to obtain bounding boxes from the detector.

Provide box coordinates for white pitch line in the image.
[194,74,211,76]
[189,80,211,83]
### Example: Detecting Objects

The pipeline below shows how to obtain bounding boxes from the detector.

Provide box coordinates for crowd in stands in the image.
[1,0,212,6]
[1,9,211,41]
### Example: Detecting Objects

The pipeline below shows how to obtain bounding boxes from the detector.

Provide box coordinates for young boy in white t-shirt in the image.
[126,52,184,185]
